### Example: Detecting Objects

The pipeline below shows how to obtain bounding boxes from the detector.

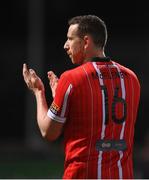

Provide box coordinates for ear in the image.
[83,35,91,50]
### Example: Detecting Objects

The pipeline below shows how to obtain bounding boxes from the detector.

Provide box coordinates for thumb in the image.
[29,69,38,78]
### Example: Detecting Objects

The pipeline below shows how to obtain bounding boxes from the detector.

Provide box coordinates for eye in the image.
[68,36,73,41]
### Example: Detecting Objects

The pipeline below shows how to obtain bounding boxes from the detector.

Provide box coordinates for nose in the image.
[64,40,69,51]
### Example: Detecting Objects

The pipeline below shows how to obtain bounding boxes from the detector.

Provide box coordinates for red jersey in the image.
[47,58,140,179]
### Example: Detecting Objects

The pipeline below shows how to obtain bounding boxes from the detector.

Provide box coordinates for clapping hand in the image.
[22,63,45,94]
[47,71,59,98]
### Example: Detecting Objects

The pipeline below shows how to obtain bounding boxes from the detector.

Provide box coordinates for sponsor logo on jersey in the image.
[96,139,127,151]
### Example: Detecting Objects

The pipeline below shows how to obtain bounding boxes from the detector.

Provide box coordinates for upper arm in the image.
[44,115,64,141]
[45,72,73,141]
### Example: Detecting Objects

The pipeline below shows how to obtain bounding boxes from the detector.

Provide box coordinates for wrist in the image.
[34,89,45,97]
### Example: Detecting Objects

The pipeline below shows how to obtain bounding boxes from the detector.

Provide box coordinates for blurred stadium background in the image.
[0,0,149,178]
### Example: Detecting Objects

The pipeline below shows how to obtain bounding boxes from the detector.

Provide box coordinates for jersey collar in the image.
[91,56,111,62]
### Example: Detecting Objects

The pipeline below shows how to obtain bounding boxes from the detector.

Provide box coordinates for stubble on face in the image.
[67,24,85,64]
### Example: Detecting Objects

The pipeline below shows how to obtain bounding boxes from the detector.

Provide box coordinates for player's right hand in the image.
[23,63,45,94]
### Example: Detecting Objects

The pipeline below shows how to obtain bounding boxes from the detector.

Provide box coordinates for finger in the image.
[49,76,58,87]
[47,71,55,78]
[29,69,37,77]
[23,64,31,85]
[47,71,58,81]
[29,69,39,87]
[23,63,30,78]
[23,63,28,73]
[47,71,58,78]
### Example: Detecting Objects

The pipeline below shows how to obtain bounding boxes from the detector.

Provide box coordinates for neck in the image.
[84,49,106,63]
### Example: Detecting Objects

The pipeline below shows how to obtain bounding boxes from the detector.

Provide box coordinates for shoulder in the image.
[59,63,93,87]
[113,61,140,85]
[60,64,89,79]
[113,61,136,76]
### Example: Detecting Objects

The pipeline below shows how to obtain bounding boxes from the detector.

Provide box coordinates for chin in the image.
[71,60,78,65]
[71,57,83,65]
[71,58,76,64]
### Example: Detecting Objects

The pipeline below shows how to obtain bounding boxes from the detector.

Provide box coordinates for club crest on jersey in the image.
[50,102,60,115]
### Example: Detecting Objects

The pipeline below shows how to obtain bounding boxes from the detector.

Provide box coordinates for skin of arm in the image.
[22,63,63,141]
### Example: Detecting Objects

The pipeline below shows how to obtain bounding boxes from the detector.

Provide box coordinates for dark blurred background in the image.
[0,0,149,178]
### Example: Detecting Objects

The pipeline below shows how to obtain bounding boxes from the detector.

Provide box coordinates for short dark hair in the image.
[68,15,107,49]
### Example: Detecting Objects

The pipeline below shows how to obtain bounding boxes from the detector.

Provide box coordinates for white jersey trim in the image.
[61,84,73,117]
[92,62,106,179]
[47,109,66,123]
[113,62,126,179]
[82,66,94,178]
[47,84,73,123]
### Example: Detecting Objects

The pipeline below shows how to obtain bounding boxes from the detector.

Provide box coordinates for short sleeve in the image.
[47,72,73,123]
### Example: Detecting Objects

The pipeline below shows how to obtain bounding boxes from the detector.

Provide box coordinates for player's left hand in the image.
[47,71,59,98]
[23,63,45,94]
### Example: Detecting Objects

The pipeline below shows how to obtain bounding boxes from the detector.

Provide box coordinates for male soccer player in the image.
[23,15,140,179]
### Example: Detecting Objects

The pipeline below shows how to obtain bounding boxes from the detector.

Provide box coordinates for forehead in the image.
[67,24,79,37]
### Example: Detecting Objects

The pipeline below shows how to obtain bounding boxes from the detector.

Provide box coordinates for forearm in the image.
[34,90,63,141]
[34,90,50,137]
[23,64,62,140]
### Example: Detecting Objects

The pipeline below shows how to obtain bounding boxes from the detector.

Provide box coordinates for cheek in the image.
[72,43,83,54]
